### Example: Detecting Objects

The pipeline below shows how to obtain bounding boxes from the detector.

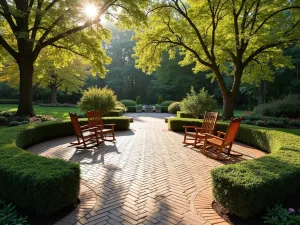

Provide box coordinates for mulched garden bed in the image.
[212,189,300,225]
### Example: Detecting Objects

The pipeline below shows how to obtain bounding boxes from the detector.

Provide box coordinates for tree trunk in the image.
[222,94,235,119]
[50,86,58,104]
[17,59,35,116]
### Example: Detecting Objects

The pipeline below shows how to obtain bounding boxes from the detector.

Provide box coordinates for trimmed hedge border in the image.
[103,110,123,117]
[168,117,300,219]
[177,111,193,118]
[126,106,136,112]
[0,117,130,216]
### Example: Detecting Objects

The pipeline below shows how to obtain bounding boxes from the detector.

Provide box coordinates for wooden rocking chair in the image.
[69,112,103,149]
[183,112,219,147]
[202,117,242,160]
[86,111,116,142]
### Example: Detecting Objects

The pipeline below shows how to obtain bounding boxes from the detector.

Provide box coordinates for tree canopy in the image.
[134,0,300,118]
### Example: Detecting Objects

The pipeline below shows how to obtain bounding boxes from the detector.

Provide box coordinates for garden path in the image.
[28,113,265,225]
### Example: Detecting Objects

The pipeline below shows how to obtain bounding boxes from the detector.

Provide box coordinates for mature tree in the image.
[134,0,300,119]
[1,47,91,104]
[0,0,148,115]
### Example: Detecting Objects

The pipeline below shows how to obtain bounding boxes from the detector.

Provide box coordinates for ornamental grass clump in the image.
[180,87,217,119]
[78,87,117,114]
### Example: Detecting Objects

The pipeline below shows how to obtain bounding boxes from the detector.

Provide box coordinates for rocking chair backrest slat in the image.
[201,112,219,134]
[224,117,242,145]
[69,112,82,136]
[87,111,104,128]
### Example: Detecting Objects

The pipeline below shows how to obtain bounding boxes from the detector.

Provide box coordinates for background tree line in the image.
[1,25,299,108]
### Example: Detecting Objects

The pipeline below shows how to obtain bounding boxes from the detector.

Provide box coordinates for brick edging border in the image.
[55,181,97,225]
[192,187,230,225]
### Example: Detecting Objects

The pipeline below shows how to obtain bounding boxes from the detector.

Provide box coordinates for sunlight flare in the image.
[82,3,98,19]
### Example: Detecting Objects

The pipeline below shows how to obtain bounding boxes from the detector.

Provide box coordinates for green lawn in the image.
[0,104,81,120]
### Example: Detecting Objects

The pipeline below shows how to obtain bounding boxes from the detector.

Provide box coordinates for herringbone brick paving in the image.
[28,113,265,225]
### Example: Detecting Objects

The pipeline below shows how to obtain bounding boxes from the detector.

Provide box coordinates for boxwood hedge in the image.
[0,117,130,216]
[168,117,300,219]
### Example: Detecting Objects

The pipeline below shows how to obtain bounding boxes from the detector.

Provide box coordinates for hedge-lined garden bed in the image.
[0,117,130,216]
[168,117,300,219]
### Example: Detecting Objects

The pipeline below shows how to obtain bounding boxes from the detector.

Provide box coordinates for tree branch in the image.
[0,34,18,59]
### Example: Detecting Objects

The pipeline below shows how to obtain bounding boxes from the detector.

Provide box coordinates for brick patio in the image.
[28,113,265,225]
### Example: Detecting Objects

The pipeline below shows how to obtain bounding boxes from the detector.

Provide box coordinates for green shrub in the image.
[0,99,19,104]
[169,117,300,219]
[177,111,193,118]
[168,102,180,114]
[161,106,168,113]
[158,95,163,105]
[0,116,8,123]
[180,87,217,118]
[77,113,86,118]
[39,103,77,107]
[266,120,284,128]
[0,121,80,215]
[126,106,136,112]
[8,121,22,126]
[102,117,130,130]
[11,116,30,122]
[116,101,126,112]
[161,100,175,107]
[289,119,300,127]
[0,111,16,118]
[253,94,300,118]
[242,120,256,125]
[78,87,117,114]
[263,205,300,225]
[0,199,29,225]
[255,120,266,127]
[103,110,123,117]
[168,117,202,131]
[136,96,141,105]
[121,99,136,107]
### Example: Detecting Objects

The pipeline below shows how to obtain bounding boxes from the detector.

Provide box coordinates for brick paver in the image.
[28,113,265,225]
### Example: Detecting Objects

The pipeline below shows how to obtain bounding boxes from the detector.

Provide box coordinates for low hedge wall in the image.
[0,99,19,104]
[168,117,300,219]
[0,117,130,215]
[161,106,168,113]
[103,110,123,117]
[126,106,136,112]
[177,111,193,118]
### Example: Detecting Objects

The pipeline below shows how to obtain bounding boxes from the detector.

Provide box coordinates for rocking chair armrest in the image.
[195,127,214,133]
[82,127,98,133]
[183,126,200,129]
[203,133,224,141]
[217,131,226,137]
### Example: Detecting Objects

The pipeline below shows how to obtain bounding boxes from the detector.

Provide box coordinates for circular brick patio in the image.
[28,113,265,225]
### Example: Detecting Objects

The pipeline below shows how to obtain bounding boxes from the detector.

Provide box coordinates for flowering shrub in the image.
[264,204,300,225]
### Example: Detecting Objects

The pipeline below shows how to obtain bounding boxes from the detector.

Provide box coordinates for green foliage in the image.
[115,102,126,112]
[8,121,21,126]
[253,94,300,118]
[168,102,180,114]
[168,118,202,131]
[168,118,300,219]
[0,99,19,104]
[289,120,300,128]
[0,121,80,215]
[78,87,117,114]
[180,87,217,118]
[126,106,137,112]
[38,104,77,108]
[102,117,130,130]
[264,205,300,225]
[136,96,141,105]
[120,99,137,107]
[0,199,28,225]
[0,116,8,123]
[157,96,163,105]
[161,101,175,107]
[177,111,193,118]
[103,110,123,117]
